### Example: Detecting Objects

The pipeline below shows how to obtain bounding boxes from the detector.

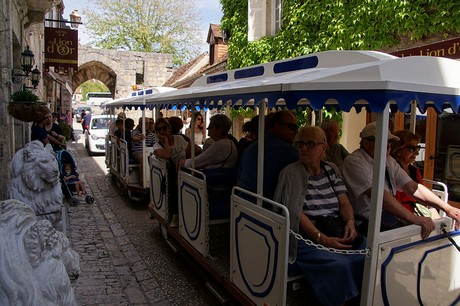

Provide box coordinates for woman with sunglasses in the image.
[274,126,365,306]
[153,118,202,227]
[185,113,206,145]
[390,130,439,217]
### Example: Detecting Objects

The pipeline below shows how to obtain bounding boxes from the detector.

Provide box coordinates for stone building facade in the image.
[0,0,174,199]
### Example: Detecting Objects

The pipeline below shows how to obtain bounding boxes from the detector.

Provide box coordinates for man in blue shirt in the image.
[238,110,299,199]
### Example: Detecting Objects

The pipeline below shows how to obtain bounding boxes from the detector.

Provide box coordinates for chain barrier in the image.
[290,229,370,256]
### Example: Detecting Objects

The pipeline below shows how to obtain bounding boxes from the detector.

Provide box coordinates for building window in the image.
[248,0,282,41]
[272,0,282,35]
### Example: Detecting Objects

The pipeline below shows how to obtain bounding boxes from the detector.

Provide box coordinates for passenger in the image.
[321,119,349,168]
[182,114,238,169]
[153,118,200,227]
[131,117,156,185]
[62,162,87,198]
[113,119,124,146]
[390,130,440,218]
[109,112,126,135]
[342,122,460,238]
[237,118,257,157]
[274,126,365,306]
[185,112,206,145]
[168,116,190,142]
[238,110,299,199]
[114,118,135,162]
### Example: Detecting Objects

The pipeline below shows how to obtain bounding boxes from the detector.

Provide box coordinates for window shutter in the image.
[248,0,266,41]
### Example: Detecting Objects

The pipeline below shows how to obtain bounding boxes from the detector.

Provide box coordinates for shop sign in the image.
[44,27,78,72]
[390,37,460,59]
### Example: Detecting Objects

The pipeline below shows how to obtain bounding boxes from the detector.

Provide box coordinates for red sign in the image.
[390,37,460,59]
[45,27,78,72]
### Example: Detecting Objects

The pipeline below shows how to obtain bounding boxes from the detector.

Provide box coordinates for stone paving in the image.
[65,136,217,306]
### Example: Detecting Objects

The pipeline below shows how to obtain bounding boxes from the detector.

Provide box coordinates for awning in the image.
[105,50,460,114]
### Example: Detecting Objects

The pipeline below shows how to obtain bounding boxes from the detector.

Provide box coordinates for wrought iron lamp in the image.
[70,10,81,29]
[11,46,41,89]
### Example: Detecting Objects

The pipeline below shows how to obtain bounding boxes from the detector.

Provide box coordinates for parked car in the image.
[85,115,111,155]
[74,106,92,123]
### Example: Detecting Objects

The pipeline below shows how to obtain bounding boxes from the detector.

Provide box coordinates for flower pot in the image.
[8,102,48,122]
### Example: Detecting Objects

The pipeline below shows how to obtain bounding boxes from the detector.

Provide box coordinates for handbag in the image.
[309,215,345,238]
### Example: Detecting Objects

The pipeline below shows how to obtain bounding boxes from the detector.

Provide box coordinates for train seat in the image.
[204,168,237,220]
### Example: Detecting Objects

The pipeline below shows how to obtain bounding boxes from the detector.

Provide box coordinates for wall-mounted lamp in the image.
[70,10,82,29]
[11,46,41,89]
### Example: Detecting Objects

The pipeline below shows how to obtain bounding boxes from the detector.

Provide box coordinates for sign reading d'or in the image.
[45,27,78,72]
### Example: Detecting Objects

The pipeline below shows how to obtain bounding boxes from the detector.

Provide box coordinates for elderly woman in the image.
[274,126,365,306]
[182,114,237,169]
[390,130,440,218]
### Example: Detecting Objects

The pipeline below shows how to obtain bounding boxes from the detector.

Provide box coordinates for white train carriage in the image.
[106,50,460,305]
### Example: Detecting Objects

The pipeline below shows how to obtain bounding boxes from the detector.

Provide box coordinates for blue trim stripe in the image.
[234,66,265,79]
[179,181,202,241]
[273,56,319,74]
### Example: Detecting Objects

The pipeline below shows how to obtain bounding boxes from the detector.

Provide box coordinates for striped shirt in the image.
[303,164,347,217]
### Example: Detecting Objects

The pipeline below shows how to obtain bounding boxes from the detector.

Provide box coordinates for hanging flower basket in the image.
[8,102,49,122]
[8,90,48,122]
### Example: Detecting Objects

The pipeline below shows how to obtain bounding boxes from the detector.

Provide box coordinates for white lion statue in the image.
[0,199,79,306]
[8,140,63,230]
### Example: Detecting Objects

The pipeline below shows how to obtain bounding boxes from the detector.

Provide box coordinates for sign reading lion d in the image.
[45,27,78,72]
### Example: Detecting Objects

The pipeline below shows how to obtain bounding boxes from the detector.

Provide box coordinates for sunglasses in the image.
[405,145,422,153]
[196,117,203,121]
[295,140,325,149]
[155,126,168,132]
[279,121,299,132]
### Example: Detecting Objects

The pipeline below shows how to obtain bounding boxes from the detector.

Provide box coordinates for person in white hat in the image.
[342,122,460,239]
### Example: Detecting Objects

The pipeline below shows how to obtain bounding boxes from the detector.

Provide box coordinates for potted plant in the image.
[10,89,40,103]
[8,89,47,122]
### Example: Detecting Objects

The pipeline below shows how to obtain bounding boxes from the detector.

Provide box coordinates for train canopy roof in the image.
[104,50,460,114]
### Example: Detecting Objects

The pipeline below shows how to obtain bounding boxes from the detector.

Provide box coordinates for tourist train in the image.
[105,50,460,305]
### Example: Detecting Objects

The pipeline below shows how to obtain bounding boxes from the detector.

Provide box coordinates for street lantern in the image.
[31,66,41,88]
[20,46,35,75]
[70,10,81,29]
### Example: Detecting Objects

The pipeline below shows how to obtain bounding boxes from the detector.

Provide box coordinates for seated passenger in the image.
[153,118,200,227]
[109,112,126,135]
[238,110,299,199]
[274,126,365,306]
[185,112,206,145]
[168,116,190,142]
[390,130,440,218]
[182,114,237,170]
[321,119,349,168]
[131,117,156,185]
[341,122,460,239]
[115,118,134,162]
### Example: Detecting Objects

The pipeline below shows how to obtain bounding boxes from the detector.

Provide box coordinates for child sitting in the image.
[62,162,87,197]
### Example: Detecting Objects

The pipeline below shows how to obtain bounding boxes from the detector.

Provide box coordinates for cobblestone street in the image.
[66,135,217,306]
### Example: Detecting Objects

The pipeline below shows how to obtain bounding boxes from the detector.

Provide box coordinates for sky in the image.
[63,0,223,53]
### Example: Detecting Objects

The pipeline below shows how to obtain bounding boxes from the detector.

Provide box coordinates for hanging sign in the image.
[44,27,78,72]
[390,37,460,59]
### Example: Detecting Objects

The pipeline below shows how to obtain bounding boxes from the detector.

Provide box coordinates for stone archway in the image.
[74,45,174,99]
[72,61,117,96]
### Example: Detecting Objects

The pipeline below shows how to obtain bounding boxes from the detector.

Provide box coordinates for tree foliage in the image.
[220,0,460,69]
[80,81,109,101]
[83,0,203,65]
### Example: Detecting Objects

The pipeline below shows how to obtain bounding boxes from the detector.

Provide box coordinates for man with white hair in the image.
[342,122,460,239]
